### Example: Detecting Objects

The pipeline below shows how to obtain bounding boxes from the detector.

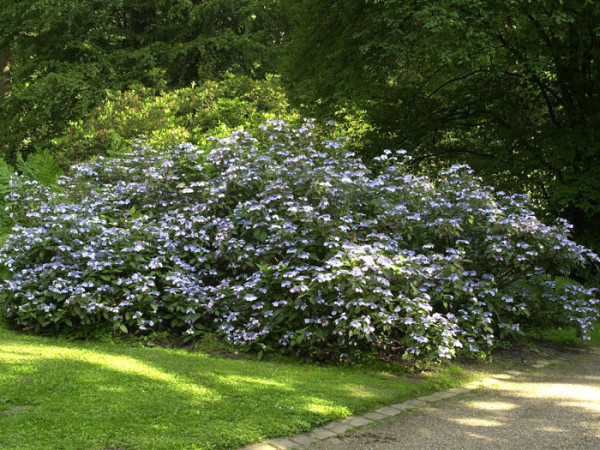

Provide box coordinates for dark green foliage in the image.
[0,0,287,161]
[0,158,14,243]
[0,159,13,197]
[282,0,600,255]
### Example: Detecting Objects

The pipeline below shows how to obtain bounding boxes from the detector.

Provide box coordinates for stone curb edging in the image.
[242,358,559,450]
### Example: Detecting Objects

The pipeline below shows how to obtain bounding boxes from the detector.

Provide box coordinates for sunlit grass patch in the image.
[0,325,472,449]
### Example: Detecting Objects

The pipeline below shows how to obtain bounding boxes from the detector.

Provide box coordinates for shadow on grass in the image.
[0,332,432,450]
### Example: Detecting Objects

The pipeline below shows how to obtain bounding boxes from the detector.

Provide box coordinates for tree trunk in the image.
[0,46,10,102]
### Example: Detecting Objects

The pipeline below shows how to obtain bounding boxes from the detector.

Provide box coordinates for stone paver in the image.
[323,422,352,434]
[289,434,313,447]
[244,444,276,450]
[265,438,298,449]
[363,412,388,421]
[446,387,472,394]
[389,402,412,410]
[340,417,372,427]
[403,399,427,408]
[309,428,336,440]
[374,406,403,416]
[416,394,443,403]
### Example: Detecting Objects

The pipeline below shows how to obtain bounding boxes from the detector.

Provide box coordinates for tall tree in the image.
[283,0,600,252]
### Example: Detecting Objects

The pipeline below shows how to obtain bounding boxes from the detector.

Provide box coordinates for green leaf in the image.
[253,228,268,242]
[17,150,63,186]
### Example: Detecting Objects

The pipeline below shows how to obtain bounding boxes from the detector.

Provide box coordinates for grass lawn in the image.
[0,324,473,450]
[2,322,597,450]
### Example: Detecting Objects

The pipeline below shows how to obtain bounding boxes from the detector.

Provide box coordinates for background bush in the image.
[52,74,296,166]
[1,121,598,363]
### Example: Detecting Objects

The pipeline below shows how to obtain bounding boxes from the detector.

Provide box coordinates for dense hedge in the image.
[0,121,598,362]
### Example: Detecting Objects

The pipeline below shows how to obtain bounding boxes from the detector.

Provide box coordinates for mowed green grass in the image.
[0,325,470,449]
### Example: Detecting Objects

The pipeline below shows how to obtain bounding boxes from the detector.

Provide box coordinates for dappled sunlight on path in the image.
[312,347,600,449]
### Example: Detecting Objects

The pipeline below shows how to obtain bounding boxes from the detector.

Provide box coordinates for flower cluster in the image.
[1,120,598,362]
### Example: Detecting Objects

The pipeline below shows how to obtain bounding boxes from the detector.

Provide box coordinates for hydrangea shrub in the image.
[1,120,598,362]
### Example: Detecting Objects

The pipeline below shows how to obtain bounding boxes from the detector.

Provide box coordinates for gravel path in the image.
[310,347,600,450]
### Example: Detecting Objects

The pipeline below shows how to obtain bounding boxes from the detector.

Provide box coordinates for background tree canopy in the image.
[282,0,600,254]
[0,0,286,160]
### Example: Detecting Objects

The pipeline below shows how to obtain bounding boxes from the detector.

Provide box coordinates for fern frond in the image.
[17,150,63,186]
